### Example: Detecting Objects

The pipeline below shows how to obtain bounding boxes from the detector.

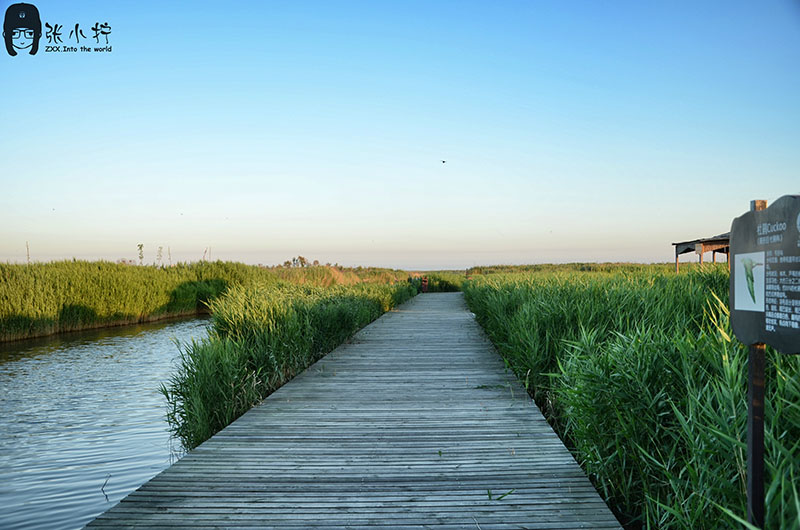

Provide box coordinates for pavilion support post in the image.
[713,250,717,264]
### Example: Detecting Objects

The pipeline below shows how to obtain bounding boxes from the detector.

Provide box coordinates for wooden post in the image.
[748,342,766,528]
[713,250,717,264]
[747,199,767,529]
[675,249,680,273]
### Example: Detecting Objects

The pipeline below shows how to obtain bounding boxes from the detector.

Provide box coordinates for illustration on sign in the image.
[730,195,800,354]
[734,252,765,311]
[3,2,41,56]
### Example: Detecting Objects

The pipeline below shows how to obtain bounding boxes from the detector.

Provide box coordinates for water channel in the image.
[0,317,210,529]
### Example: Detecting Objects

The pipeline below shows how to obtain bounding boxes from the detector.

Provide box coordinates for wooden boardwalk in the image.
[88,293,621,529]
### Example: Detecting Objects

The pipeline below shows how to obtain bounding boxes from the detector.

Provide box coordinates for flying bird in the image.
[741,257,763,303]
[441,160,446,164]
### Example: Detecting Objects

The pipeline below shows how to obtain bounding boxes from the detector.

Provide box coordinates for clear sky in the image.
[2,1,799,269]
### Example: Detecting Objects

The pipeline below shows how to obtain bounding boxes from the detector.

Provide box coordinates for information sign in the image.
[730,195,800,354]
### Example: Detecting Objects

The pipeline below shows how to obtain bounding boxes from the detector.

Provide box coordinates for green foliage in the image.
[463,264,800,529]
[161,281,416,451]
[467,262,680,276]
[424,272,466,292]
[0,260,411,342]
[0,260,256,340]
[269,263,409,287]
[404,272,465,293]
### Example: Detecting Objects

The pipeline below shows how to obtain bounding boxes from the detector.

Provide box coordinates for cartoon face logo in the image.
[3,3,42,56]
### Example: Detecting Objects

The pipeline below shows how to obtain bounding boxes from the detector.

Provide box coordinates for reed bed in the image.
[0,260,408,342]
[161,281,416,451]
[0,260,268,341]
[466,262,677,276]
[269,265,408,286]
[463,265,799,529]
[423,271,466,292]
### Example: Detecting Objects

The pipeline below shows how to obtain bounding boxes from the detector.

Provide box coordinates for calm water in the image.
[0,317,210,530]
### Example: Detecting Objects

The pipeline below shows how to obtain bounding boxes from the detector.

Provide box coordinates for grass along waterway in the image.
[0,316,210,530]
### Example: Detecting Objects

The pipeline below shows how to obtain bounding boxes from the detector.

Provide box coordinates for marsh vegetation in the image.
[463,264,800,528]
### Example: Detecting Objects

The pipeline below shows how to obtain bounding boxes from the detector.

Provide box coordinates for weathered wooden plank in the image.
[86,293,620,529]
[92,516,619,530]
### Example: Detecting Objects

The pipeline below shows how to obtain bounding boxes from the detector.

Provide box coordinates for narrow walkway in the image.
[88,293,620,529]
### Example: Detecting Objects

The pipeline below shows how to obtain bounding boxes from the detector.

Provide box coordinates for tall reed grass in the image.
[269,265,408,286]
[463,265,799,529]
[0,260,269,341]
[0,260,410,342]
[467,262,679,276]
[161,281,416,450]
[423,271,466,292]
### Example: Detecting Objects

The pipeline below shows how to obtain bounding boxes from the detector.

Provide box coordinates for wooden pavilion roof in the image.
[672,232,730,256]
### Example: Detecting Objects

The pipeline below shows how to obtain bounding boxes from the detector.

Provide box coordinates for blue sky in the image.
[2,1,799,269]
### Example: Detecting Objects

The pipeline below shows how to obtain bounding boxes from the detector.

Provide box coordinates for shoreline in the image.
[0,309,210,344]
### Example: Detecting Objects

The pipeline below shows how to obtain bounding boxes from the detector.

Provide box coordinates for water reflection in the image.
[0,317,210,530]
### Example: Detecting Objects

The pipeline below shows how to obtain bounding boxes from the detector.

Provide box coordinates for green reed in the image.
[0,260,411,342]
[161,281,416,451]
[0,260,274,341]
[463,265,799,529]
[424,271,466,292]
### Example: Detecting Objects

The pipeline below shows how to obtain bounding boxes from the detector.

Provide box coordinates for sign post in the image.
[747,341,765,528]
[730,195,800,529]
